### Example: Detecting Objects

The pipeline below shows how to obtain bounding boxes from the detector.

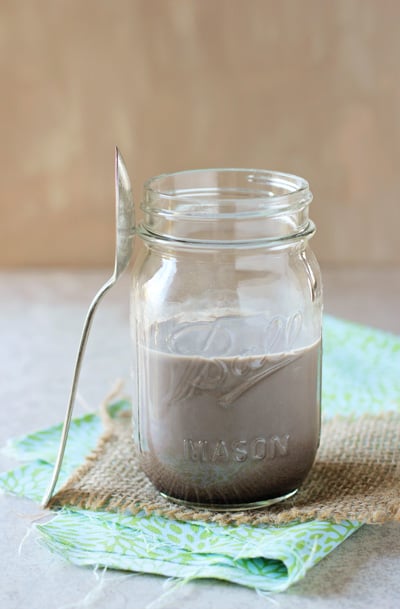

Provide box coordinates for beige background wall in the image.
[1,0,399,267]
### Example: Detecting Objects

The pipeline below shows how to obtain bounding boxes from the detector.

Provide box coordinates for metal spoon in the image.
[42,147,135,508]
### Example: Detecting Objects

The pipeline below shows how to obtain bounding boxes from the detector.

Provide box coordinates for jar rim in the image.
[143,168,311,219]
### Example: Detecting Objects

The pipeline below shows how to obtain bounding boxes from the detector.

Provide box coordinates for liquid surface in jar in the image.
[135,314,321,506]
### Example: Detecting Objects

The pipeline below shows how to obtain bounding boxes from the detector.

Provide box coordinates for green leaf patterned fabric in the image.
[1,315,399,592]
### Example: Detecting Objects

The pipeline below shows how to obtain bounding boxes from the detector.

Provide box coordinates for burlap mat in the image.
[49,408,400,525]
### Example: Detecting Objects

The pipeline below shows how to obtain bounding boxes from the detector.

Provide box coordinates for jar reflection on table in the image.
[130,169,322,509]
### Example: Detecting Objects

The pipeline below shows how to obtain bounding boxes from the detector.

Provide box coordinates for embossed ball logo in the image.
[165,312,303,408]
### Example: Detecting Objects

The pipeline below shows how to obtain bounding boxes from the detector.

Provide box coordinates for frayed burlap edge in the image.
[48,408,400,526]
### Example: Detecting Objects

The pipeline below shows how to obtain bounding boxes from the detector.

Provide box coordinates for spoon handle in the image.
[42,147,134,508]
[42,276,115,508]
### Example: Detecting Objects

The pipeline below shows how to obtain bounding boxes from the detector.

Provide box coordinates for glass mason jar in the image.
[130,169,322,510]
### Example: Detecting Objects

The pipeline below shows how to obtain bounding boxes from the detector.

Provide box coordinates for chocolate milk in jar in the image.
[131,169,322,509]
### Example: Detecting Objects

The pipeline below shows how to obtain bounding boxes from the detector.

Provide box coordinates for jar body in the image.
[131,169,322,509]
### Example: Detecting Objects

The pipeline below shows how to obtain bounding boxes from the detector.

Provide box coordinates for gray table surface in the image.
[1,268,399,609]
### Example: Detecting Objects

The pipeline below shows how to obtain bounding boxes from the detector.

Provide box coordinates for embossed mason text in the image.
[183,435,290,463]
